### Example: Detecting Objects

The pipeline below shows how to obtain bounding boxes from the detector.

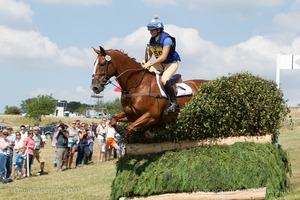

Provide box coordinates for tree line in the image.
[4,95,122,124]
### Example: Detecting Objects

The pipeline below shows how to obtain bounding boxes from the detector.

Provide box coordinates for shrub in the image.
[111,142,291,200]
[171,72,289,139]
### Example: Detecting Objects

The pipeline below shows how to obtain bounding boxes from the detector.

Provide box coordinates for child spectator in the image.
[14,147,25,179]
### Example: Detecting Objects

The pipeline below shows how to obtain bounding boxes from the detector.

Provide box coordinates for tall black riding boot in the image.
[164,80,179,113]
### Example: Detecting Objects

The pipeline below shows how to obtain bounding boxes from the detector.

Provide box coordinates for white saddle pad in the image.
[155,72,193,97]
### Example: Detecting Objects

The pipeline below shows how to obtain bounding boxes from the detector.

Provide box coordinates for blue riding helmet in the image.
[147,15,164,31]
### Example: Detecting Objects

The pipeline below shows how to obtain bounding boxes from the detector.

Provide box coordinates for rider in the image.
[142,15,181,113]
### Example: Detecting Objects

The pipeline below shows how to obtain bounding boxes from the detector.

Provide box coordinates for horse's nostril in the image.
[92,87,99,93]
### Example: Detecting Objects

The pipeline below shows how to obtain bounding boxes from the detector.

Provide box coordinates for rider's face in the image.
[150,29,159,37]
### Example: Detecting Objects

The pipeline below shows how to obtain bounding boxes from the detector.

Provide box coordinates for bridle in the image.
[92,54,116,87]
[92,51,147,93]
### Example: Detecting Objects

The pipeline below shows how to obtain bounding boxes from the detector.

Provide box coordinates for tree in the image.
[93,98,122,115]
[4,106,21,115]
[106,98,122,114]
[22,95,57,125]
[67,101,82,112]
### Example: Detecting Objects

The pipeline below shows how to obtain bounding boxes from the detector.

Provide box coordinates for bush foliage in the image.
[111,142,291,200]
[127,72,289,143]
[172,72,289,138]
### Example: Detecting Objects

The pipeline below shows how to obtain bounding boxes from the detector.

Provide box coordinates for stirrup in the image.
[166,102,179,113]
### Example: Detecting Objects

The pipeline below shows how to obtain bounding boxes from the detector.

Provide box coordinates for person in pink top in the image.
[23,130,35,177]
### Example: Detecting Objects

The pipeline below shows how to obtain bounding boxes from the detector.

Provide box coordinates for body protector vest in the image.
[148,32,181,64]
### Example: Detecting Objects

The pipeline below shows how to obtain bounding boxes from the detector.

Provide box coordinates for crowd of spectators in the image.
[0,117,125,184]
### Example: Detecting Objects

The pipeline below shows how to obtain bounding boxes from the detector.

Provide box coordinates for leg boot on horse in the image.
[164,80,179,114]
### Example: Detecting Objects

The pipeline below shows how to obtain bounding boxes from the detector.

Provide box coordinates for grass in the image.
[0,115,99,128]
[0,140,116,200]
[272,125,300,200]
[0,115,300,199]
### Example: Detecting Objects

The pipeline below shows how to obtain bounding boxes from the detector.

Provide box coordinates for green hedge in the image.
[111,142,291,200]
[126,72,289,143]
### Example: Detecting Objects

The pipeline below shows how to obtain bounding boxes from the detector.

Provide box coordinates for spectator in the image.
[19,125,28,143]
[106,123,121,160]
[32,126,47,175]
[75,120,81,131]
[91,122,98,137]
[13,132,23,175]
[96,117,107,162]
[6,127,14,180]
[23,130,35,177]
[87,124,95,161]
[0,130,10,183]
[76,123,89,167]
[53,123,69,172]
[14,147,25,179]
[66,121,78,169]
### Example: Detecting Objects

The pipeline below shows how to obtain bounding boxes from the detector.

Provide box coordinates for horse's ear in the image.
[92,47,100,54]
[99,46,106,56]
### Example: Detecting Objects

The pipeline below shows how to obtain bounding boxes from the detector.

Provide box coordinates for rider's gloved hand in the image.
[142,62,152,69]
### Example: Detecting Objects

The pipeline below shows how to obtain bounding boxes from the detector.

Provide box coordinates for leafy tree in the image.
[67,101,82,112]
[76,104,89,115]
[4,106,21,115]
[93,98,122,115]
[22,95,56,125]
[106,98,122,114]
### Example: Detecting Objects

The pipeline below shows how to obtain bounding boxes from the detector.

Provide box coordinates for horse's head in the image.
[91,46,116,94]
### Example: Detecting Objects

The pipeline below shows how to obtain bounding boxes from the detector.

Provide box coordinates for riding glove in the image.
[142,62,152,69]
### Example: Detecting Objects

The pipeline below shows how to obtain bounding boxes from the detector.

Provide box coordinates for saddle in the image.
[169,74,182,85]
[154,72,193,97]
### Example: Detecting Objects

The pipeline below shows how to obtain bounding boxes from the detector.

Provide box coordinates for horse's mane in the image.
[110,49,137,62]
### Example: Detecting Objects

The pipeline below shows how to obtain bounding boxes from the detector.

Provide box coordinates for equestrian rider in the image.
[142,15,181,113]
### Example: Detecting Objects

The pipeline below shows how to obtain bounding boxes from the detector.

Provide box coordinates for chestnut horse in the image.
[91,46,206,136]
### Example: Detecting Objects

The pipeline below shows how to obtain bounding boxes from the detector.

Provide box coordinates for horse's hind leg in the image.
[127,112,156,136]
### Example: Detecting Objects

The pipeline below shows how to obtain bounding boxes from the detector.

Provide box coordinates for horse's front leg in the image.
[110,111,128,127]
[127,112,156,136]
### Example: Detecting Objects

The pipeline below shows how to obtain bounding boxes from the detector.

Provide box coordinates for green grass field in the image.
[273,125,300,200]
[0,141,116,200]
[0,115,299,200]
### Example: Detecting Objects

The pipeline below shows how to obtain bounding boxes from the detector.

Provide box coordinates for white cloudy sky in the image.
[1,0,300,113]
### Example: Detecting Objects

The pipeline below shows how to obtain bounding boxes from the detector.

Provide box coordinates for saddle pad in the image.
[155,72,192,97]
[176,83,193,96]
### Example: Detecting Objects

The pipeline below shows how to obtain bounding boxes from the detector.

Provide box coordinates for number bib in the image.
[148,45,163,59]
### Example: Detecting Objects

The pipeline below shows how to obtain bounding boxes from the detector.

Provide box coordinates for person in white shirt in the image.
[13,132,23,175]
[96,117,108,162]
[105,123,120,159]
[19,125,28,144]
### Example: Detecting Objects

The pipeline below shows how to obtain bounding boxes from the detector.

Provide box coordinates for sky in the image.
[1,0,300,114]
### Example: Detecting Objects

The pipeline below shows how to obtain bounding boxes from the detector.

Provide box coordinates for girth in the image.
[122,92,165,99]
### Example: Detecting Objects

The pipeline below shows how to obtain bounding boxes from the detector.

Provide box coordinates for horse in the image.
[91,46,206,136]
